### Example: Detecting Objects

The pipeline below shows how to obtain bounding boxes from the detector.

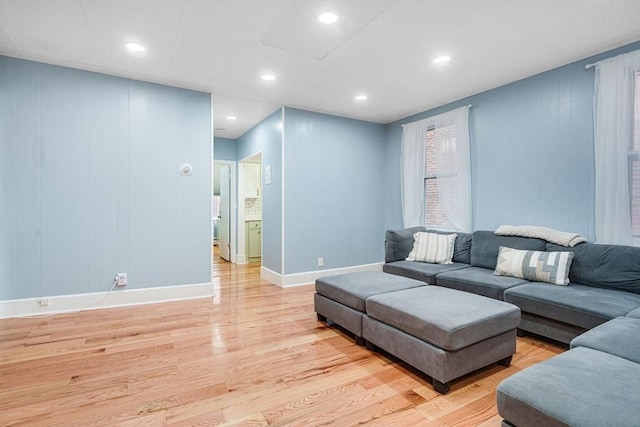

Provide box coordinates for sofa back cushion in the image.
[385,227,427,262]
[546,243,640,294]
[385,228,472,264]
[471,230,546,269]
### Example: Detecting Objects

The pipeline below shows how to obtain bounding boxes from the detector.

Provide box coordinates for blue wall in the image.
[214,137,237,161]
[5,40,640,298]
[284,108,386,274]
[0,56,212,300]
[385,41,640,241]
[237,109,283,273]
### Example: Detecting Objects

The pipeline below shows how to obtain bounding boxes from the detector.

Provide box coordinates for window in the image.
[631,72,640,245]
[401,106,471,231]
[424,125,456,229]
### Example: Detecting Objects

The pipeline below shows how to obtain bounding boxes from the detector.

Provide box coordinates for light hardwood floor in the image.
[0,251,564,426]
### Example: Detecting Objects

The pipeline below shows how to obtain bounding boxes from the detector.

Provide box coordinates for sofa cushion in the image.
[428,230,472,264]
[471,230,546,270]
[497,347,640,427]
[385,227,427,262]
[366,286,520,351]
[626,307,640,319]
[494,246,574,285]
[504,283,640,330]
[315,271,426,312]
[406,232,456,264]
[435,266,529,300]
[546,242,640,294]
[383,261,469,285]
[570,317,640,364]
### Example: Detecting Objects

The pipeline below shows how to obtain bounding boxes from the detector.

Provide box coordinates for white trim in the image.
[261,262,383,288]
[214,93,216,277]
[260,266,282,286]
[281,107,286,275]
[229,161,238,264]
[237,161,246,258]
[0,282,213,319]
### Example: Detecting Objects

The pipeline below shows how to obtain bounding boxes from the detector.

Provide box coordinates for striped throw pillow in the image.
[494,246,575,285]
[406,232,456,264]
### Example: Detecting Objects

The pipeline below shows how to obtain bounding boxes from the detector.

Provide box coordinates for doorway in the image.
[238,153,262,264]
[213,160,236,265]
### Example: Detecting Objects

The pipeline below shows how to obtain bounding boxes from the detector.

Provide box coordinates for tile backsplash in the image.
[245,197,262,220]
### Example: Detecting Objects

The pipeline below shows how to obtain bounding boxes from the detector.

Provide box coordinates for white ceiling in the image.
[1,0,639,139]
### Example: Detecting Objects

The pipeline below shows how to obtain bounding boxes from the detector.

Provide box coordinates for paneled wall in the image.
[213,137,237,161]
[236,109,283,274]
[236,107,386,277]
[284,108,386,274]
[385,41,640,241]
[0,57,212,300]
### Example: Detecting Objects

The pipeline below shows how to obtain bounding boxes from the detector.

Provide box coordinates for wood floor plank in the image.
[0,251,565,426]
[261,382,367,426]
[360,407,430,426]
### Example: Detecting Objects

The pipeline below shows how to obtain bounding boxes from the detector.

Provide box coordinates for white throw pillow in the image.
[406,232,457,264]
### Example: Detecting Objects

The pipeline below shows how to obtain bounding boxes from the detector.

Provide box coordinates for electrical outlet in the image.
[318,257,324,267]
[116,273,128,287]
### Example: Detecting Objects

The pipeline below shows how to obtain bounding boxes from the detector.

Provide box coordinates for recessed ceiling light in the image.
[125,42,145,53]
[319,12,338,24]
[433,55,451,64]
[226,115,237,120]
[261,74,276,81]
[355,95,368,101]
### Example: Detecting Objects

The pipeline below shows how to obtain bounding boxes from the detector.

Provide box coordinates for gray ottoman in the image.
[314,271,426,345]
[363,286,520,394]
[497,347,640,427]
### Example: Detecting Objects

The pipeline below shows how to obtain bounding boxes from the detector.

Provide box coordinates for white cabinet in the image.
[244,163,261,198]
[246,221,262,260]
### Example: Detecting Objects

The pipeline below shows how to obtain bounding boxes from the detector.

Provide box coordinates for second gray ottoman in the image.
[364,286,520,393]
[314,271,426,345]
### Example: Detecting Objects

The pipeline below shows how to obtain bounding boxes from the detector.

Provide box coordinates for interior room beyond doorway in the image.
[239,153,263,265]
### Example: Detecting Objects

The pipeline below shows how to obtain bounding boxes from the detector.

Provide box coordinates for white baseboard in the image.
[260,266,283,286]
[261,263,383,288]
[0,282,213,319]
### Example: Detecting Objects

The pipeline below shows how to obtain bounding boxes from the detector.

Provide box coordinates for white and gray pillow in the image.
[494,246,574,285]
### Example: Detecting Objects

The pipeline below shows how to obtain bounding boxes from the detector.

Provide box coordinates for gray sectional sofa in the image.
[384,226,640,426]
[384,227,640,344]
[497,313,640,427]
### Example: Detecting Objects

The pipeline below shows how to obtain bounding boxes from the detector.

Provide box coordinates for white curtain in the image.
[435,107,472,232]
[593,49,640,245]
[401,119,427,228]
[401,106,472,231]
